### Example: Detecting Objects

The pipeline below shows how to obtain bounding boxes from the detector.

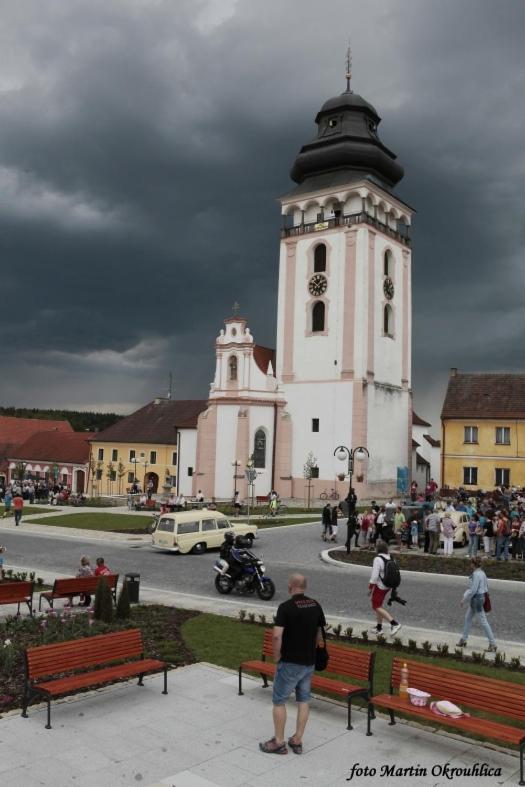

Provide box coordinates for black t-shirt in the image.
[275,594,326,666]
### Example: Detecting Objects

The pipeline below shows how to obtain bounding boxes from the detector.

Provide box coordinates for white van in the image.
[151,509,257,554]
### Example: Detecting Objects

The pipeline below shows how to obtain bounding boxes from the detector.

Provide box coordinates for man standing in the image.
[13,492,24,526]
[259,574,325,756]
[425,509,441,554]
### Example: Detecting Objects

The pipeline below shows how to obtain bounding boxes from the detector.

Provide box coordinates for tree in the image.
[116,581,131,620]
[94,577,114,624]
[117,461,126,495]
[106,462,116,495]
[13,462,26,482]
[303,452,319,510]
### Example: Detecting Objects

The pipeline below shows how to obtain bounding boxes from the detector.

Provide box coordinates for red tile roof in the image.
[253,345,276,375]
[441,373,525,419]
[9,431,95,464]
[0,416,73,471]
[412,411,431,427]
[90,399,207,444]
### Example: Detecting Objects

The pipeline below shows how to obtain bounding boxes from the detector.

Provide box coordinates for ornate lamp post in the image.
[334,445,370,554]
[231,459,240,502]
[245,458,257,525]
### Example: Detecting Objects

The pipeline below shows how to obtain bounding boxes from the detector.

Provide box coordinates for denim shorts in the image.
[272,661,314,705]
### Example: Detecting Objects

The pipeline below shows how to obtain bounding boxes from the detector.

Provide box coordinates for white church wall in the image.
[373,237,404,385]
[367,384,410,494]
[214,406,239,499]
[249,405,275,498]
[178,428,197,497]
[353,228,369,379]
[286,381,354,483]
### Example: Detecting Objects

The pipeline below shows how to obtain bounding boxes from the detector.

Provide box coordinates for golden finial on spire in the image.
[345,42,352,92]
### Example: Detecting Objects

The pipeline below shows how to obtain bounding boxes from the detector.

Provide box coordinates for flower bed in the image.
[0,604,197,714]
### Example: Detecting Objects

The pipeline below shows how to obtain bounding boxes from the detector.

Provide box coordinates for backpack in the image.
[379,555,401,589]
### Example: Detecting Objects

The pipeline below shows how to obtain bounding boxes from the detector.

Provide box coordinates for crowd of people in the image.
[0,480,86,508]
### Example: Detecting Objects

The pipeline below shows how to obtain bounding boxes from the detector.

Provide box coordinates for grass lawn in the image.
[24,512,154,532]
[243,517,320,529]
[182,613,525,740]
[2,506,62,516]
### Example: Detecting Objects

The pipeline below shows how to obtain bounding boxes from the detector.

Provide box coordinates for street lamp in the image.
[334,445,370,554]
[139,452,150,494]
[231,460,240,502]
[245,458,257,525]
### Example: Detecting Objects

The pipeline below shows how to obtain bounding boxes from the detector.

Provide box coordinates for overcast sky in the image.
[0,0,524,433]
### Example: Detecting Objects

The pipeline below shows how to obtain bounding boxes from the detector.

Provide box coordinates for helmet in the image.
[224,531,235,544]
[235,535,251,548]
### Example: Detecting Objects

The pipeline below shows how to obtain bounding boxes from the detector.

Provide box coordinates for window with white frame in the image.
[463,467,478,485]
[495,468,510,486]
[495,427,510,445]
[464,426,478,444]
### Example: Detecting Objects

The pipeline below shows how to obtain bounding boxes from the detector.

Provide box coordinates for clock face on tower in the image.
[383,277,395,300]
[309,273,328,296]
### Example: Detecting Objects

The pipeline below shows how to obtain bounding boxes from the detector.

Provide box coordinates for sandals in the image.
[259,738,288,755]
[288,737,303,755]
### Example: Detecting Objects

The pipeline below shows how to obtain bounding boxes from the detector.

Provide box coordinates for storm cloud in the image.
[0,0,524,430]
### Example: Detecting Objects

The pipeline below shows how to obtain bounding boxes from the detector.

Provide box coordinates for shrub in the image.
[471,651,483,663]
[238,610,246,622]
[421,640,432,654]
[454,648,464,660]
[393,637,403,649]
[436,643,449,657]
[509,656,521,670]
[494,651,506,668]
[360,630,368,642]
[116,581,131,620]
[376,634,387,646]
[29,572,35,581]
[345,627,353,640]
[36,578,44,587]
[94,577,114,624]
[258,614,267,626]
[407,639,418,652]
[247,613,256,624]
[333,624,342,639]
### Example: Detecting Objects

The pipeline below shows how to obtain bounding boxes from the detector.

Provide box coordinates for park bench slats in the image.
[23,629,167,728]
[0,581,34,615]
[370,658,525,786]
[38,574,119,610]
[238,629,375,732]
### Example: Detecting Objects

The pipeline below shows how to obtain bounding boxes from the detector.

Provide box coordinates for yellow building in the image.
[89,399,206,496]
[441,370,525,490]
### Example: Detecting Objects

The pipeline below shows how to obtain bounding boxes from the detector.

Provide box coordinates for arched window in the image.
[383,304,393,337]
[384,249,393,276]
[253,429,266,468]
[312,301,325,332]
[314,244,326,272]
[228,355,237,381]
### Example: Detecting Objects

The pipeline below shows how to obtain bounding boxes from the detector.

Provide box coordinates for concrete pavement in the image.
[0,663,520,787]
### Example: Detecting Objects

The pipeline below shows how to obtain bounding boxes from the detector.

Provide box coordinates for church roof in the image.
[91,399,207,444]
[441,373,525,419]
[253,345,275,375]
[289,86,404,191]
[412,411,431,427]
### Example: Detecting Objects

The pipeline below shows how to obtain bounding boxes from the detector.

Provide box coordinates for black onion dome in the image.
[290,88,404,190]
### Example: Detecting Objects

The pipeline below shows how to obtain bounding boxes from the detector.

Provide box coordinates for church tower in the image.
[275,60,413,499]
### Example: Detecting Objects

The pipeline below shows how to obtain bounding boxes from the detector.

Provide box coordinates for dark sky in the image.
[1,0,524,434]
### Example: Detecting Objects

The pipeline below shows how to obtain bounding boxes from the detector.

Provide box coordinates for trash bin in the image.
[124,572,140,603]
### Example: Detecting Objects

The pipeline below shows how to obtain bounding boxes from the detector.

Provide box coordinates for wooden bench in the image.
[0,581,34,616]
[22,628,168,729]
[370,658,525,785]
[238,629,375,733]
[38,574,119,611]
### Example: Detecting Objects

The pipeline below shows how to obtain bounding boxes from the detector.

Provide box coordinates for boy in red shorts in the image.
[368,540,402,637]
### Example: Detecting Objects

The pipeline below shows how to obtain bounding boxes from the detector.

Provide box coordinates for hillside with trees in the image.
[0,407,123,433]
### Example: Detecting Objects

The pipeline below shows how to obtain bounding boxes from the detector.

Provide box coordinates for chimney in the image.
[450,367,458,377]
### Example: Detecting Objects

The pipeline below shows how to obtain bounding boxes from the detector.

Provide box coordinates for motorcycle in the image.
[213,547,275,600]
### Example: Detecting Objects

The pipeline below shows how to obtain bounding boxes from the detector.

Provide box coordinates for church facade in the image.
[194,76,413,502]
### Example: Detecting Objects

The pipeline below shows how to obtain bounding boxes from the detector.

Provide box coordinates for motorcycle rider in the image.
[218,531,243,582]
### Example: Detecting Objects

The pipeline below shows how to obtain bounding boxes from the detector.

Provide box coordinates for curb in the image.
[320,547,525,589]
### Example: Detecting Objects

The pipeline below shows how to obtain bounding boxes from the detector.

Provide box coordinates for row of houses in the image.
[1,369,523,497]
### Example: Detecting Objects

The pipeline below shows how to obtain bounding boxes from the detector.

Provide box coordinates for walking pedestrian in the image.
[13,492,24,526]
[368,541,402,637]
[410,516,419,549]
[441,512,455,557]
[496,512,510,561]
[483,515,494,557]
[393,507,406,550]
[259,574,326,755]
[518,517,525,560]
[330,504,339,542]
[321,503,332,541]
[467,514,480,558]
[3,488,12,517]
[457,557,497,652]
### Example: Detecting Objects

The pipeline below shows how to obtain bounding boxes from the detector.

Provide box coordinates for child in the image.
[410,517,419,549]
[400,521,411,551]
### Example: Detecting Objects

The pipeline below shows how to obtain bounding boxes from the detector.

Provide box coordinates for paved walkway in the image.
[0,663,519,786]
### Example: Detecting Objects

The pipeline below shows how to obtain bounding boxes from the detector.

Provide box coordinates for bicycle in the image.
[319,488,339,501]
[262,503,288,518]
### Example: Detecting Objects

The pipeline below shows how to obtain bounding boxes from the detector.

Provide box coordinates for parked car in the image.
[151,509,257,554]
[438,511,469,547]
